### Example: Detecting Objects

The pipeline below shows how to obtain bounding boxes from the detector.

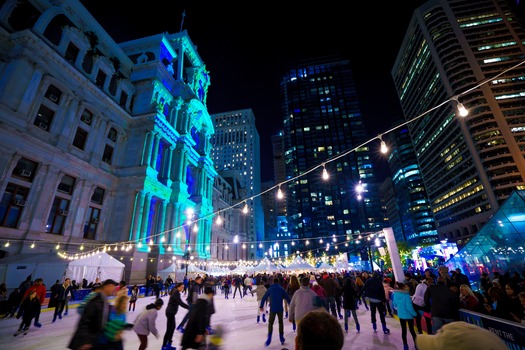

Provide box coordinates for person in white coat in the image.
[288,277,320,330]
[133,298,163,350]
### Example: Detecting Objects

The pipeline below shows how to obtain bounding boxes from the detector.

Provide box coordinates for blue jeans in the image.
[431,317,454,333]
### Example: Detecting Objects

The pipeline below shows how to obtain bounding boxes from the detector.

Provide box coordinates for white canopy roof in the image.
[66,251,125,284]
[284,255,315,271]
[249,257,282,273]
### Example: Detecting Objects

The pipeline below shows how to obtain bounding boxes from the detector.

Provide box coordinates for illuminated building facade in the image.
[210,109,265,257]
[383,121,438,245]
[392,0,525,247]
[281,58,385,257]
[0,0,217,283]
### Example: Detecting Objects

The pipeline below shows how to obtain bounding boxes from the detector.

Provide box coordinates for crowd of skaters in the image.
[1,265,524,350]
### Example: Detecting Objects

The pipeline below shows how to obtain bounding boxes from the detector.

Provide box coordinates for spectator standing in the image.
[13,290,40,337]
[362,271,390,334]
[49,279,61,309]
[145,275,153,297]
[133,298,164,350]
[222,276,231,299]
[68,279,118,350]
[459,284,480,312]
[424,276,460,333]
[392,283,418,350]
[250,280,268,323]
[180,286,215,350]
[260,278,291,346]
[129,285,139,312]
[341,276,360,333]
[453,268,470,289]
[162,282,189,350]
[412,277,433,334]
[5,287,21,318]
[20,277,46,328]
[154,276,164,299]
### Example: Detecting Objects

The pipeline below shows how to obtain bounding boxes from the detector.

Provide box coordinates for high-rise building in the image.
[210,109,265,257]
[392,0,525,247]
[383,121,438,245]
[280,58,385,258]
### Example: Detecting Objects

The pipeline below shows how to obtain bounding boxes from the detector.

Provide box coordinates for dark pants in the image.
[369,301,387,325]
[325,296,337,317]
[163,312,177,346]
[413,303,432,334]
[399,318,417,346]
[267,311,284,336]
[179,303,194,328]
[54,299,66,316]
[233,285,242,298]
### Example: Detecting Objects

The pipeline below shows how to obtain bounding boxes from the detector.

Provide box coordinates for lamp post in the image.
[183,250,191,277]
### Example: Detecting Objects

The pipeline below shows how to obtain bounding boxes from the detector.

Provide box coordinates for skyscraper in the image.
[210,109,264,257]
[280,58,385,258]
[392,0,525,246]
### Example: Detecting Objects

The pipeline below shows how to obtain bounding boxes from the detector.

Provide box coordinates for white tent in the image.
[317,262,335,272]
[66,252,125,284]
[0,253,69,289]
[158,263,183,281]
[186,264,207,275]
[284,256,316,271]
[249,257,282,273]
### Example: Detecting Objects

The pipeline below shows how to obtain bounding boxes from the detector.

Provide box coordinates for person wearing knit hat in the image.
[416,321,507,350]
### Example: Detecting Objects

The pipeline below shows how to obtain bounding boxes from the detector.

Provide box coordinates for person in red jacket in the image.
[20,278,46,328]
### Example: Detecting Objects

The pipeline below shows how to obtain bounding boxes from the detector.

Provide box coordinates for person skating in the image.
[341,276,361,333]
[180,286,215,350]
[251,280,267,323]
[13,290,40,336]
[162,282,189,350]
[362,271,390,334]
[260,277,291,346]
[393,282,418,350]
[133,298,164,350]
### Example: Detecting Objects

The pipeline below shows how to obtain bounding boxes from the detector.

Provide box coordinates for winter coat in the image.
[251,285,267,301]
[181,294,211,350]
[341,278,359,310]
[411,282,428,307]
[424,284,460,319]
[20,296,40,323]
[166,289,189,315]
[362,276,386,303]
[133,304,160,337]
[260,283,291,313]
[288,286,318,322]
[392,290,417,320]
[68,292,110,350]
[319,276,341,298]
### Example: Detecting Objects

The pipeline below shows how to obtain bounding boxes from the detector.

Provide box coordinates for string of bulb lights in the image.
[5,59,525,263]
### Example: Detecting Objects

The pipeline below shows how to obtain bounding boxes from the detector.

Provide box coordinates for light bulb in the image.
[243,202,249,214]
[322,165,329,180]
[457,102,468,117]
[216,215,223,225]
[380,140,388,154]
[277,186,284,199]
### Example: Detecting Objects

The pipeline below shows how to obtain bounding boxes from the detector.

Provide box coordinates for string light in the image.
[322,163,329,180]
[452,96,469,117]
[216,214,223,225]
[16,61,525,262]
[277,186,284,199]
[379,134,388,154]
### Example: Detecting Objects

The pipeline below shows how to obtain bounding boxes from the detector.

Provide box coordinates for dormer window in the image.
[108,127,117,142]
[45,85,62,104]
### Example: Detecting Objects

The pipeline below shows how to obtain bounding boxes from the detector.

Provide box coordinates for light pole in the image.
[356,181,373,271]
[183,249,191,277]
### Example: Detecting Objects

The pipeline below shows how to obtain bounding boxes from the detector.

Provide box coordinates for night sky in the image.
[81,1,429,182]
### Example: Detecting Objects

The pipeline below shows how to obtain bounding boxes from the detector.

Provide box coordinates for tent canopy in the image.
[317,261,335,272]
[284,256,315,271]
[249,257,281,273]
[0,253,69,289]
[66,252,125,285]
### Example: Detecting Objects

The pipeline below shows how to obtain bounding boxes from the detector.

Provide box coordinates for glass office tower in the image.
[280,58,385,258]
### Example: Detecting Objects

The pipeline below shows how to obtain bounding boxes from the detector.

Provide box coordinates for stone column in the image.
[150,135,160,169]
[131,190,145,241]
[142,131,154,166]
[139,192,152,242]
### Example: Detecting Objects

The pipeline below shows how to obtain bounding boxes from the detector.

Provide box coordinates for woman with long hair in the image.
[459,284,480,312]
[355,276,369,310]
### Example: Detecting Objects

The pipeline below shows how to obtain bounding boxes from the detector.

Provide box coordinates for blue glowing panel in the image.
[156,142,164,172]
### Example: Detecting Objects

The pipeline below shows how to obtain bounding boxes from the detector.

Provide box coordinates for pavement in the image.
[0,291,413,350]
